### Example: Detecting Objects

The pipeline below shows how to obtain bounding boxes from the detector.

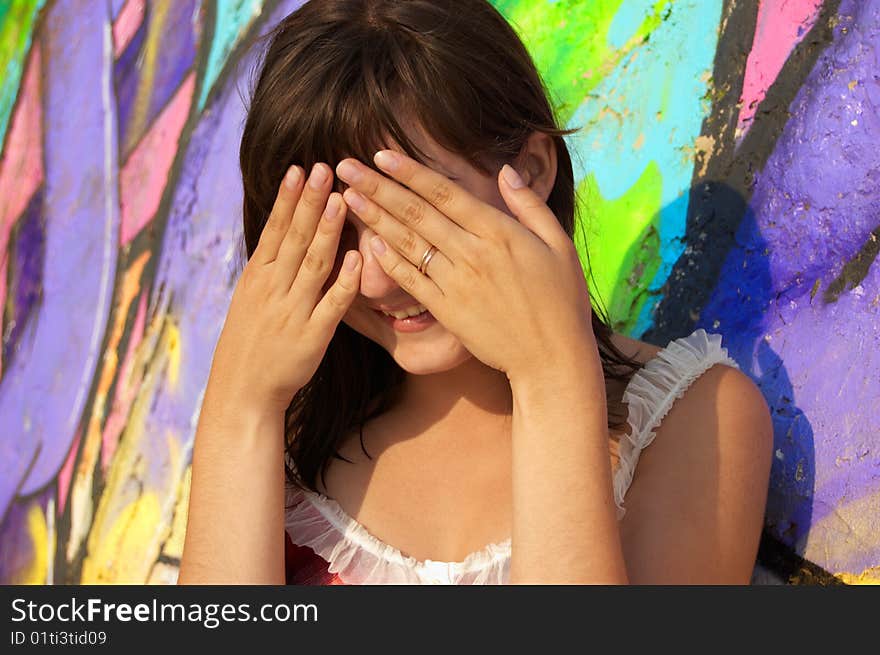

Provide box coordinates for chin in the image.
[389,339,473,375]
[342,310,473,375]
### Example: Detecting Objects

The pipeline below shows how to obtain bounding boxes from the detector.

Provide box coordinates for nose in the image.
[346,210,401,299]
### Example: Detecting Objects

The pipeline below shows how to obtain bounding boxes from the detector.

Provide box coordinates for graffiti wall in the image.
[0,0,877,584]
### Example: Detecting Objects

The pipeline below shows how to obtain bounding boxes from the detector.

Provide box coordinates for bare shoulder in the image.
[626,347,773,488]
[612,332,774,583]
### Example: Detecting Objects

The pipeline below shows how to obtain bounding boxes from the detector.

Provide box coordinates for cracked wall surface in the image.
[0,0,877,584]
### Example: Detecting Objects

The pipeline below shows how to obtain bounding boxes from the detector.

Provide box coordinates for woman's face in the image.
[334,124,510,376]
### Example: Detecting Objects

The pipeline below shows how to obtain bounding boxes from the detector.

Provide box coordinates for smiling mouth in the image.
[374,303,429,319]
[371,307,437,331]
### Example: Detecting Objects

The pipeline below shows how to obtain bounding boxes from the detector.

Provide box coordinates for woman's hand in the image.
[335,151,598,383]
[209,163,361,414]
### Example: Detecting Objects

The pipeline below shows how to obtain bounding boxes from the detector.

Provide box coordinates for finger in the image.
[309,249,362,334]
[497,164,568,250]
[335,157,471,256]
[370,149,513,238]
[341,187,455,284]
[367,234,446,318]
[273,162,334,292]
[251,165,303,266]
[287,191,347,313]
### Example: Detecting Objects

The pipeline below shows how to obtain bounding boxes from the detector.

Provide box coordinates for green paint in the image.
[491,1,675,332]
[575,161,663,331]
[491,0,670,125]
[0,0,45,149]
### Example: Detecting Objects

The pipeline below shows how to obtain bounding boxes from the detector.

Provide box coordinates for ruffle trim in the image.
[285,328,740,583]
[614,328,740,519]
[284,486,510,584]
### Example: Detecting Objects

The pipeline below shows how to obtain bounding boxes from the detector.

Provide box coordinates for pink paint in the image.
[112,0,146,58]
[100,293,148,471]
[57,427,82,515]
[736,0,824,139]
[0,44,44,376]
[119,73,195,246]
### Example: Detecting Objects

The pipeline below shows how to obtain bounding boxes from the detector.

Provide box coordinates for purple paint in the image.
[700,0,880,574]
[132,0,307,488]
[2,191,45,373]
[115,0,198,156]
[0,0,119,517]
[0,487,54,583]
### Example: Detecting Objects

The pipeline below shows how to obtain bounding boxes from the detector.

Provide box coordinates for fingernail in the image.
[370,235,387,255]
[501,164,525,189]
[336,160,362,183]
[374,150,400,172]
[323,195,340,220]
[284,166,301,189]
[344,189,367,213]
[343,251,359,271]
[309,163,328,189]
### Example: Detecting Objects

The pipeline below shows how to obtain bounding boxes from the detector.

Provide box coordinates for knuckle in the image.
[385,257,405,282]
[398,270,418,292]
[300,189,324,211]
[239,263,269,295]
[287,226,311,249]
[302,249,326,274]
[399,229,418,257]
[263,212,285,234]
[327,287,348,310]
[359,205,378,225]
[401,199,426,226]
[362,177,380,198]
[317,215,338,236]
[428,180,454,208]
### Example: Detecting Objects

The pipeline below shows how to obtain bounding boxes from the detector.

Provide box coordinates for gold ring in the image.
[418,245,439,275]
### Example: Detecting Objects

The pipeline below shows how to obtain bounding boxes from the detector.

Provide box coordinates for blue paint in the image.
[199,0,268,110]
[565,0,723,336]
[607,0,658,49]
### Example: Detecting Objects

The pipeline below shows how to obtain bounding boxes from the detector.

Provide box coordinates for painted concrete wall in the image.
[0,0,876,584]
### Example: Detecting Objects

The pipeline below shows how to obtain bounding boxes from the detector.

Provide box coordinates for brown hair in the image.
[239,0,646,493]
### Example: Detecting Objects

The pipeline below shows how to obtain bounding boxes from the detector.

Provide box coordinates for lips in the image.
[372,307,437,333]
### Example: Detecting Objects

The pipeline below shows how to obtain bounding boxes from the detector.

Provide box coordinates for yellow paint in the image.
[164,319,181,388]
[807,487,880,582]
[81,375,160,582]
[162,465,192,560]
[81,493,162,584]
[80,313,189,582]
[693,134,716,178]
[67,251,150,562]
[836,567,880,585]
[12,502,49,585]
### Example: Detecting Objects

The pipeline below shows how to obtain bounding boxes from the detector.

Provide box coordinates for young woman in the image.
[178,0,773,585]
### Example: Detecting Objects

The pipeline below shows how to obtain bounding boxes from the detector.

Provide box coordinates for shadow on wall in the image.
[613,180,820,585]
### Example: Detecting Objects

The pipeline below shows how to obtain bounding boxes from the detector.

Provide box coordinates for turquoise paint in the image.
[198,0,267,110]
[607,0,657,48]
[566,0,722,336]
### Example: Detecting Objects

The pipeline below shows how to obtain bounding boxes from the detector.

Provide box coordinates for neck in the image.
[398,356,514,427]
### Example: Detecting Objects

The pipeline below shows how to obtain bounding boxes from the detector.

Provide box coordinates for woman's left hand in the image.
[335,150,599,383]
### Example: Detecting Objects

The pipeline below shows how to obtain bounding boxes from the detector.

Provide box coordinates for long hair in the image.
[239,0,647,494]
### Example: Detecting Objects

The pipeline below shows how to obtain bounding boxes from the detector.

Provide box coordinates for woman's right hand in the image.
[208,162,361,415]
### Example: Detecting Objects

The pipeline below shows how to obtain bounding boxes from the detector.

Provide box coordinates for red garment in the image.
[284,530,345,585]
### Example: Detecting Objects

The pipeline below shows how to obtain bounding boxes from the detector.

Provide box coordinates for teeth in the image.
[380,303,428,319]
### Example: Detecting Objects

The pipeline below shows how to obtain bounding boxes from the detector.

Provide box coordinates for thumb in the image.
[498,164,564,246]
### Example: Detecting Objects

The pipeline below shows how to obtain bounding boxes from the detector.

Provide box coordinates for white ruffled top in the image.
[284,328,740,584]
